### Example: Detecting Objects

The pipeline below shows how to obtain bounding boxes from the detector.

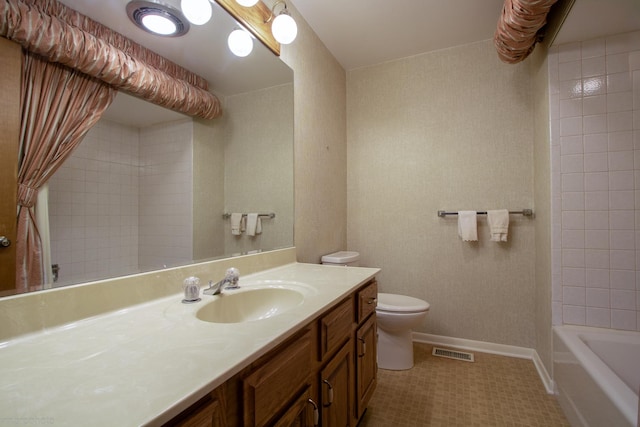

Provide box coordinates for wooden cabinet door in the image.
[320,341,352,427]
[355,314,377,419]
[0,38,21,293]
[273,387,317,427]
[243,331,312,427]
[167,387,227,427]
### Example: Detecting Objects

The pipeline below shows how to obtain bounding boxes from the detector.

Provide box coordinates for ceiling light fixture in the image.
[127,0,190,37]
[265,1,297,45]
[227,27,254,57]
[181,0,212,25]
[235,0,259,7]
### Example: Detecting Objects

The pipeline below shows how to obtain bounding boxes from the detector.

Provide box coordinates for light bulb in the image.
[228,29,253,57]
[181,0,212,25]
[236,0,259,6]
[271,12,297,44]
[141,14,177,35]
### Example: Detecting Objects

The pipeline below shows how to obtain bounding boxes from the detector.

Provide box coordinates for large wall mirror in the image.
[4,0,293,293]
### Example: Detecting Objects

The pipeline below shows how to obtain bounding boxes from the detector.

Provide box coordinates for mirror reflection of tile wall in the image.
[48,119,194,286]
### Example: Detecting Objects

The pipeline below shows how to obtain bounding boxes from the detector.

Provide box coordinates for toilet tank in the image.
[321,251,360,267]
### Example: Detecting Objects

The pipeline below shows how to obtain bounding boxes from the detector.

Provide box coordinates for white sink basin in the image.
[196,287,305,324]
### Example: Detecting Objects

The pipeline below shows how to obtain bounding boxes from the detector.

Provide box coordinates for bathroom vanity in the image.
[0,252,379,427]
[169,277,378,426]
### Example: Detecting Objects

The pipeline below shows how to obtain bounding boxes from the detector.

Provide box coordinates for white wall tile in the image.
[583,95,607,116]
[585,172,609,191]
[609,190,634,209]
[563,305,586,325]
[560,98,583,118]
[585,229,610,249]
[584,153,608,172]
[585,211,609,229]
[563,267,586,286]
[610,250,635,269]
[585,191,609,210]
[583,114,608,134]
[611,289,636,310]
[608,111,633,132]
[582,56,606,77]
[610,269,636,290]
[562,173,584,192]
[585,250,610,269]
[563,286,586,305]
[609,171,634,190]
[559,60,582,81]
[606,53,629,74]
[581,39,605,59]
[610,210,635,229]
[611,309,637,330]
[561,135,584,155]
[561,117,584,136]
[563,249,585,267]
[607,92,633,112]
[583,77,606,96]
[586,287,610,307]
[562,192,585,210]
[559,79,583,99]
[586,307,611,327]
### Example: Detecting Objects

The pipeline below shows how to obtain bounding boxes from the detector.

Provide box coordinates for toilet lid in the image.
[377,293,430,313]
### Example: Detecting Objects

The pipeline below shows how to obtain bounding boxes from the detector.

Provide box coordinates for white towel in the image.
[246,213,259,236]
[457,211,478,241]
[230,213,242,235]
[487,209,509,242]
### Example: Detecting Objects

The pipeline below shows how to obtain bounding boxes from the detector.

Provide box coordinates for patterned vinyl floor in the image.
[359,343,569,427]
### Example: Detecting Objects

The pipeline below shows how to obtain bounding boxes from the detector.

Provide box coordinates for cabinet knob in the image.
[322,379,334,405]
[367,297,377,305]
[307,398,319,426]
[0,236,10,248]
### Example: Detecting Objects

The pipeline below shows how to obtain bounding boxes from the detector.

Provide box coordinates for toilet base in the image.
[377,327,415,370]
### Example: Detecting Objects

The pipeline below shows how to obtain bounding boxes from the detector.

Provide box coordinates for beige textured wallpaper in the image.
[279,5,348,263]
[224,84,294,254]
[346,40,537,348]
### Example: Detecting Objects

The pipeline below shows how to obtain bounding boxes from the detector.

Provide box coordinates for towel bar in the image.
[437,209,533,218]
[222,212,276,219]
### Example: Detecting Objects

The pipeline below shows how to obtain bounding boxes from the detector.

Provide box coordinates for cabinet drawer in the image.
[319,298,354,361]
[243,331,312,427]
[357,280,377,323]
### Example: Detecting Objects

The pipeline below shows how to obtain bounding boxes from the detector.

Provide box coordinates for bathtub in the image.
[553,325,640,427]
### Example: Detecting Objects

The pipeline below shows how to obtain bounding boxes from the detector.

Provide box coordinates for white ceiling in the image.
[56,0,640,126]
[290,0,640,70]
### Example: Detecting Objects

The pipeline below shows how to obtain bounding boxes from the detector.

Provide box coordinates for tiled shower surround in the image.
[550,31,640,331]
[48,119,193,286]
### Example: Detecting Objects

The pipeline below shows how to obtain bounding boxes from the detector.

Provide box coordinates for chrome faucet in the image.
[203,268,240,295]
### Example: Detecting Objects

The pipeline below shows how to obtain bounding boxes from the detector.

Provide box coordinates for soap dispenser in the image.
[182,276,201,303]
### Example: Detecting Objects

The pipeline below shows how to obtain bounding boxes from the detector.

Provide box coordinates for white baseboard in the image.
[412,332,555,395]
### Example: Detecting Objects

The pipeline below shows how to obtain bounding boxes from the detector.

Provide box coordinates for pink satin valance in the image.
[494,0,558,64]
[0,0,222,119]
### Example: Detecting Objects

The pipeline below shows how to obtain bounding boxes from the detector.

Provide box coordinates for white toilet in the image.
[321,251,430,371]
[376,293,429,370]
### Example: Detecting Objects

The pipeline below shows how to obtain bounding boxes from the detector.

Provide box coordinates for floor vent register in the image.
[431,347,475,362]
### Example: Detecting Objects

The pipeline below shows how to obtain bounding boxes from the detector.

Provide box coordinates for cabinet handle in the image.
[322,379,334,405]
[367,297,377,305]
[307,398,319,426]
[358,337,366,357]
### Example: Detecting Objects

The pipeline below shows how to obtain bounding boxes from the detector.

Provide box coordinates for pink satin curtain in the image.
[494,0,558,64]
[15,52,116,292]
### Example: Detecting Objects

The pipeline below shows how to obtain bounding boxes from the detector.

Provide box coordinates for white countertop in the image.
[0,263,379,427]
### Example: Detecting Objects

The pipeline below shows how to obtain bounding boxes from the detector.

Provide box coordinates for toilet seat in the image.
[377,293,430,313]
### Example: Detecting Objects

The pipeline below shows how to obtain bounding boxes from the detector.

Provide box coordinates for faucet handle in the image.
[225,267,240,288]
[182,276,201,303]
